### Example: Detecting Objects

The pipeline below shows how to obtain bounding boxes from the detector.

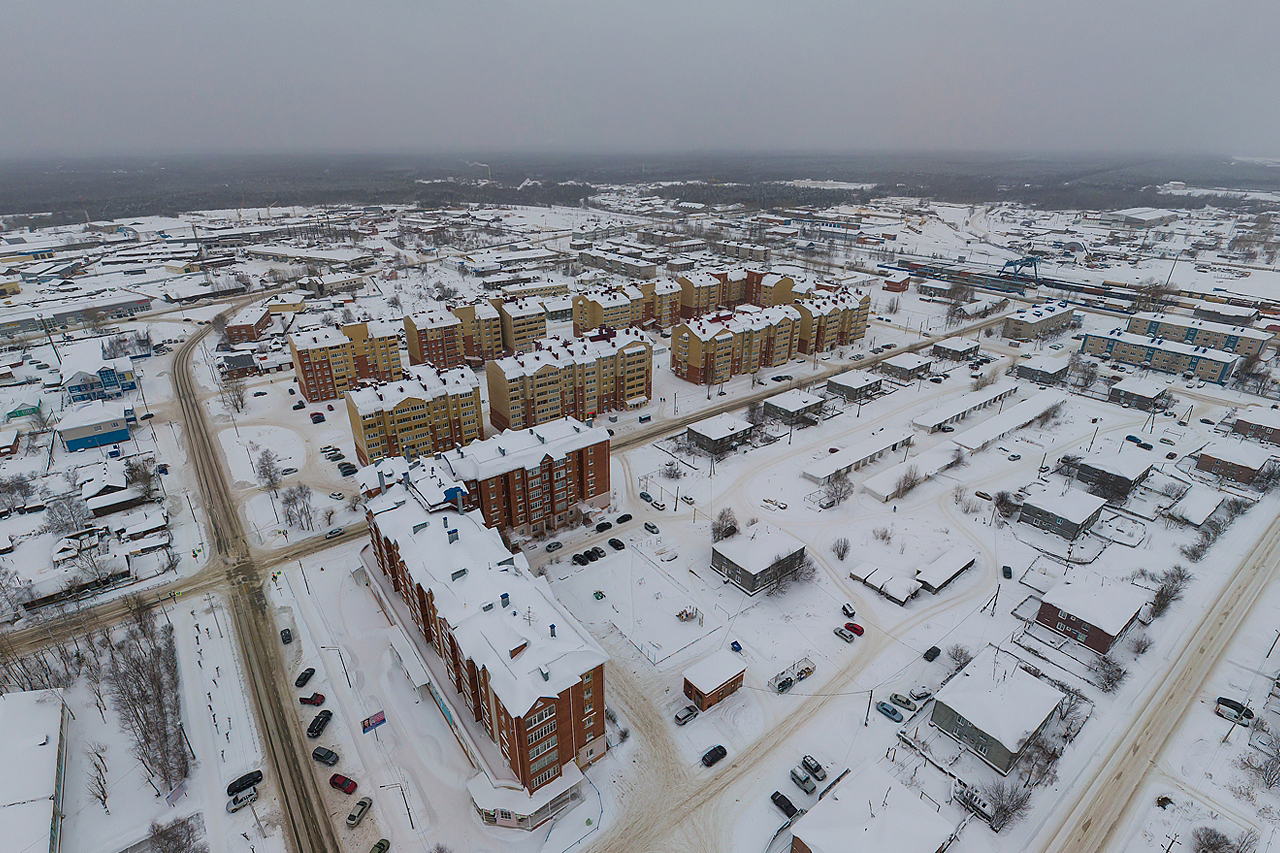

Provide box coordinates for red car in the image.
[300,693,325,706]
[329,774,357,794]
[845,622,864,636]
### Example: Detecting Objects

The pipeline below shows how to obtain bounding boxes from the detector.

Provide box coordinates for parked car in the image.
[329,491,345,500]
[327,452,346,461]
[1201,418,1216,425]
[1137,442,1153,450]
[325,528,343,539]
[584,550,598,562]
[327,404,335,411]
[681,495,695,505]
[253,391,268,397]
[876,701,904,723]
[1125,434,1142,443]
[771,790,798,818]
[307,710,333,738]
[909,687,933,701]
[1217,697,1254,719]
[227,770,263,797]
[841,602,856,618]
[834,626,856,643]
[889,693,918,712]
[311,412,326,423]
[651,501,667,511]
[617,513,633,523]
[851,353,865,361]
[227,787,258,812]
[639,492,653,502]
[280,628,292,644]
[295,668,316,688]
[347,796,373,827]
[329,774,357,794]
[369,840,390,853]
[596,521,613,533]
[801,754,826,781]
[845,622,864,636]
[288,387,296,395]
[938,424,955,432]
[1159,437,1176,446]
[293,401,306,410]
[312,747,339,766]
[701,745,728,767]
[1166,451,1178,459]
[592,546,606,558]
[300,693,325,706]
[1216,703,1250,724]
[1007,453,1021,461]
[545,541,563,552]
[975,491,992,501]
[1002,565,1013,579]
[923,646,942,662]
[929,376,944,384]
[790,765,816,794]
[644,522,659,534]
[674,705,699,726]
[608,538,625,550]
[281,467,298,476]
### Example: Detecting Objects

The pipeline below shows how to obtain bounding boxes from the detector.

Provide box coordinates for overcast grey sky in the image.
[2,1,1276,159]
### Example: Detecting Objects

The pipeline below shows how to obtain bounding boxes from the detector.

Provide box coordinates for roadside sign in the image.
[361,710,386,734]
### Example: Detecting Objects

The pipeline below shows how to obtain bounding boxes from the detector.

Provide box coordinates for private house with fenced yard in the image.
[710,522,806,595]
[929,646,1066,776]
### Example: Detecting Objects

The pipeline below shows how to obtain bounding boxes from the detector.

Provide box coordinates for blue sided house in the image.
[56,401,132,451]
[60,341,137,402]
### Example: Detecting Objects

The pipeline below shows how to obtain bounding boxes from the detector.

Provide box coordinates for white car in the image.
[227,787,258,813]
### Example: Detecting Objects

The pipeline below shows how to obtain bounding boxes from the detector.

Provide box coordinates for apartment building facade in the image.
[793,290,870,354]
[670,305,801,386]
[496,297,548,354]
[440,418,611,536]
[571,287,644,336]
[290,320,402,402]
[486,328,653,431]
[1003,302,1074,340]
[639,278,682,327]
[225,304,272,344]
[450,301,505,362]
[346,364,483,465]
[365,481,606,829]
[1080,330,1239,383]
[405,309,465,368]
[676,269,795,320]
[1125,312,1271,358]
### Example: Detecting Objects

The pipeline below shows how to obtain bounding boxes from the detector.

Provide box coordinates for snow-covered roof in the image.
[357,456,468,507]
[408,308,461,329]
[499,296,545,318]
[911,381,1016,430]
[682,649,746,693]
[791,763,954,853]
[677,304,800,341]
[934,646,1065,756]
[764,388,822,413]
[58,339,131,384]
[1086,330,1240,365]
[933,336,980,354]
[443,418,609,483]
[56,400,128,431]
[883,352,933,371]
[489,329,650,379]
[1131,311,1270,343]
[916,545,977,591]
[1169,486,1226,526]
[365,492,606,718]
[1022,487,1108,525]
[687,413,752,442]
[1018,353,1071,375]
[827,369,881,392]
[0,689,65,853]
[1235,407,1280,431]
[289,327,347,349]
[1042,577,1148,636]
[711,522,804,575]
[804,428,913,483]
[1110,375,1166,399]
[1077,451,1153,482]
[346,364,478,416]
[950,389,1067,453]
[1200,440,1274,470]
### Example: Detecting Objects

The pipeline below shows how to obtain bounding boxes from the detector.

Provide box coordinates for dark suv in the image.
[307,709,333,738]
[771,790,798,818]
[312,747,340,766]
[227,770,263,797]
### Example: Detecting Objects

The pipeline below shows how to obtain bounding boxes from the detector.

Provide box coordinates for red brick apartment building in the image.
[405,309,465,369]
[366,477,607,829]
[289,320,402,402]
[225,304,271,343]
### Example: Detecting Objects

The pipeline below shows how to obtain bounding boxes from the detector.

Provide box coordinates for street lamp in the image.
[37,313,61,365]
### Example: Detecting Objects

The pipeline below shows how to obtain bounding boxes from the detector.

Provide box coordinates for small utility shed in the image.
[763,389,823,425]
[880,352,934,381]
[930,646,1065,775]
[789,763,954,853]
[1018,488,1108,540]
[711,522,806,595]
[1036,578,1148,654]
[686,413,754,456]
[682,649,746,711]
[916,545,977,594]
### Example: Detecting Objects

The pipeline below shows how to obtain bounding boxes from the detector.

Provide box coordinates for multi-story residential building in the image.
[1232,407,1280,446]
[225,304,272,343]
[346,364,483,465]
[793,290,870,353]
[677,271,724,319]
[1080,330,1239,384]
[289,320,402,402]
[450,301,505,363]
[670,305,801,386]
[676,269,796,320]
[1194,301,1259,326]
[60,341,137,402]
[1125,312,1271,358]
[365,476,606,828]
[405,309,465,369]
[571,287,644,336]
[1003,302,1074,341]
[440,418,611,536]
[486,328,652,431]
[495,297,548,354]
[638,278,682,328]
[577,249,658,279]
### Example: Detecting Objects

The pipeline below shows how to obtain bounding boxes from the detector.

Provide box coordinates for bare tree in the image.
[386,295,402,311]
[41,495,93,535]
[27,406,56,435]
[891,465,922,499]
[341,307,356,324]
[80,307,108,334]
[209,312,227,339]
[124,457,157,500]
[831,537,851,561]
[148,816,208,853]
[1190,826,1258,853]
[85,742,110,813]
[981,780,1032,832]
[767,553,817,597]
[661,459,684,480]
[711,507,739,542]
[281,484,316,530]
[1151,565,1192,617]
[0,473,35,512]
[256,449,282,495]
[219,374,247,413]
[0,563,33,616]
[823,470,854,506]
[1091,654,1128,693]
[947,644,973,670]
[744,401,766,426]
